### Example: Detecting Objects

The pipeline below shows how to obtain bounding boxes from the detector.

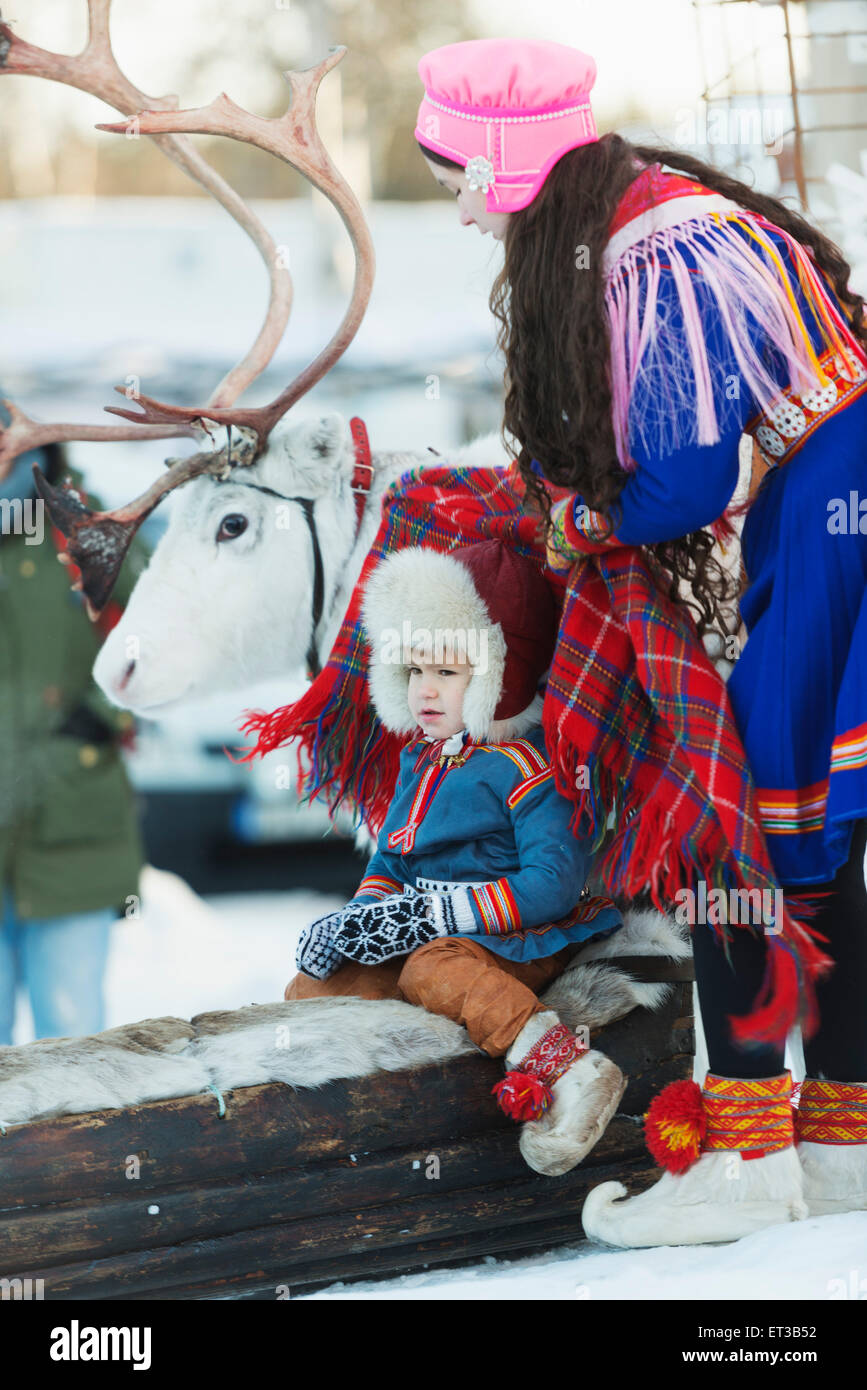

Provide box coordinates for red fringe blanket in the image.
[237,461,831,1045]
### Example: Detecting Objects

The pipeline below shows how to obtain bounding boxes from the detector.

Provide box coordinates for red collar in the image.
[607,163,719,240]
[349,416,374,535]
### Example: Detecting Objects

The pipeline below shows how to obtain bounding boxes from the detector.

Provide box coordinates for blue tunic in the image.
[554,220,867,885]
[350,724,623,961]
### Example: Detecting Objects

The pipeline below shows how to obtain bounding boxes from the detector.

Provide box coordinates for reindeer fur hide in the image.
[0,908,689,1130]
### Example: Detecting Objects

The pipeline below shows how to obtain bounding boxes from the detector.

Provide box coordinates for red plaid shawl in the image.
[239,463,830,1044]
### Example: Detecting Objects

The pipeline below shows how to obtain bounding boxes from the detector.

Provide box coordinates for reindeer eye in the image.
[217,513,248,542]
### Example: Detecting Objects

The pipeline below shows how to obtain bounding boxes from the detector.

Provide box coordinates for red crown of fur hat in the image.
[451,540,558,718]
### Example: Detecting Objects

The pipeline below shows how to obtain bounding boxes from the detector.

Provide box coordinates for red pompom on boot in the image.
[494,1010,626,1175]
[582,1071,807,1248]
[492,1070,553,1121]
[644,1078,707,1173]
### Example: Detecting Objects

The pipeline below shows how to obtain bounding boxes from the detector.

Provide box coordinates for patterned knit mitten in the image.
[333,887,467,965]
[296,911,345,980]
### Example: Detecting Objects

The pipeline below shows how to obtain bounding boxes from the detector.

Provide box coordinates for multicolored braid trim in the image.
[701,1072,795,1161]
[468,878,521,933]
[795,1077,867,1145]
[492,1022,588,1121]
[355,874,403,901]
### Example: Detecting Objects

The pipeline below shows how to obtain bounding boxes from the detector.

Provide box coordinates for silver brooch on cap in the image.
[465,155,496,193]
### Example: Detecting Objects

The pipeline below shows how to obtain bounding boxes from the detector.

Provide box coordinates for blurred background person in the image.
[0,395,147,1043]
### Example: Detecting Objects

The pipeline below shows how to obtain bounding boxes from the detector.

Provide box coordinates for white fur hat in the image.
[361,541,558,741]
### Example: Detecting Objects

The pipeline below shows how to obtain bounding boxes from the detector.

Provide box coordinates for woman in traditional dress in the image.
[414,36,867,1245]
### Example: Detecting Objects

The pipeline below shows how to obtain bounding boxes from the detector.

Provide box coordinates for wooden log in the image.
[127,1168,663,1301]
[0,1117,647,1269]
[0,986,692,1211]
[4,1149,660,1300]
[0,985,692,1297]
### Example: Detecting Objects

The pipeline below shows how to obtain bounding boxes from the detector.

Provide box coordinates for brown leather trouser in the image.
[284,936,576,1057]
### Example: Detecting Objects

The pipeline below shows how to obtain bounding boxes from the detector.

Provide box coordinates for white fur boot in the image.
[795,1077,867,1216]
[798,1143,867,1216]
[582,1145,807,1247]
[501,1009,626,1177]
[582,1070,807,1247]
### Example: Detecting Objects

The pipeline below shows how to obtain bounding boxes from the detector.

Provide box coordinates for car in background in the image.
[124,681,363,896]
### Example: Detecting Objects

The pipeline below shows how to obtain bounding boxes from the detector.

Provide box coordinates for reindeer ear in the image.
[303,412,347,461]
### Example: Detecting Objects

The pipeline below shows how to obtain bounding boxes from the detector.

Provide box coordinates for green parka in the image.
[0,459,148,920]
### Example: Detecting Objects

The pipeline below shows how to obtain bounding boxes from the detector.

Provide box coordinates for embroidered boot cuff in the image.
[795,1077,867,1144]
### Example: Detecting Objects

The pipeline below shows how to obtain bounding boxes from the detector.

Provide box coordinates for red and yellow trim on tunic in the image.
[756,718,867,839]
[483,738,554,806]
[483,738,550,780]
[507,768,553,808]
[355,874,402,901]
[510,893,621,940]
[468,878,521,934]
[795,1077,867,1145]
[387,760,451,853]
[746,344,867,472]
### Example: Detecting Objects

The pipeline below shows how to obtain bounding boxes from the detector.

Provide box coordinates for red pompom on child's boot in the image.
[492,1070,553,1121]
[494,1009,626,1175]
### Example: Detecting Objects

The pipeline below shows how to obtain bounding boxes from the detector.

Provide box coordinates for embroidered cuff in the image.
[564,496,615,549]
[354,874,403,902]
[547,497,578,568]
[467,879,521,934]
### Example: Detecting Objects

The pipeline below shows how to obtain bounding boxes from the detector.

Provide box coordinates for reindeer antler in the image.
[1,4,375,609]
[32,422,260,611]
[0,0,295,472]
[96,53,376,444]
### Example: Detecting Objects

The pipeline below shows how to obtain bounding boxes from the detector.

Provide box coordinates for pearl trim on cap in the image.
[422,94,594,124]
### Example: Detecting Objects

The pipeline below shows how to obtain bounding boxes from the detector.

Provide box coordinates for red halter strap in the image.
[349,416,374,535]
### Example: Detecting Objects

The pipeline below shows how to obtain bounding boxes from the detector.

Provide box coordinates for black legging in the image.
[692,817,867,1080]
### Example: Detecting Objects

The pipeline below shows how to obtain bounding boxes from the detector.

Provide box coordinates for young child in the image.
[285,539,627,1176]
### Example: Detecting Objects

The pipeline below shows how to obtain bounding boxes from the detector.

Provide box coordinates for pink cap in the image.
[415,38,598,214]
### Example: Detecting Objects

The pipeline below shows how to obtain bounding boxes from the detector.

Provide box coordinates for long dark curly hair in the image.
[417,133,867,640]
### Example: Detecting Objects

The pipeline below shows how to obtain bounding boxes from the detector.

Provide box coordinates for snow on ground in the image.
[104,865,325,1026]
[300,1212,867,1301]
[0,197,500,378]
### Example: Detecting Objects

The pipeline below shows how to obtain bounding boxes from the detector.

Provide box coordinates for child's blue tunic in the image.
[552,220,867,886]
[350,724,623,961]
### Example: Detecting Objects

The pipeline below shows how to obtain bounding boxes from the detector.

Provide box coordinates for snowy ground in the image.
[13,867,864,1304]
[300,1213,867,1302]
